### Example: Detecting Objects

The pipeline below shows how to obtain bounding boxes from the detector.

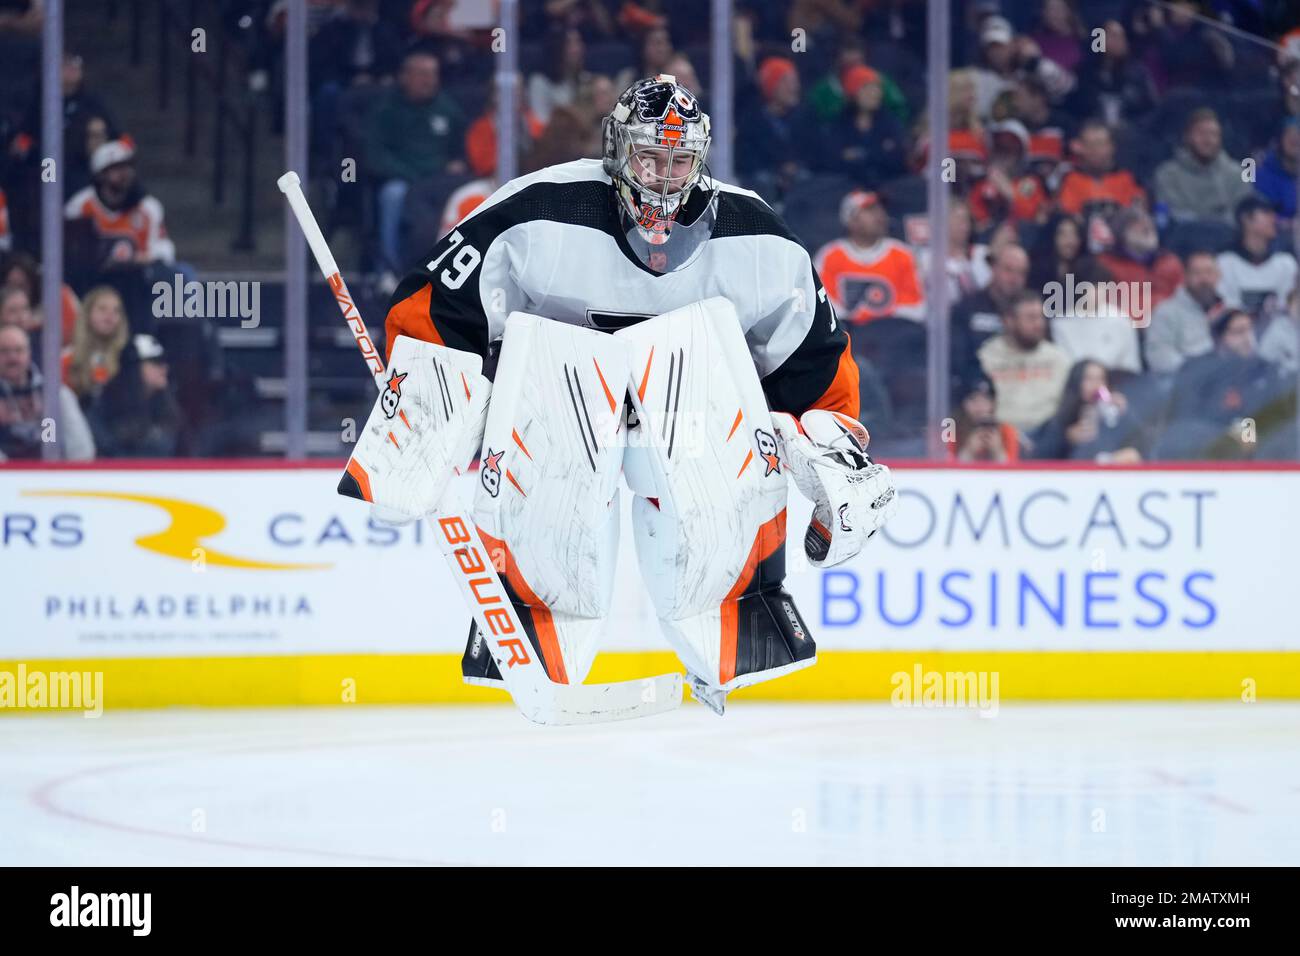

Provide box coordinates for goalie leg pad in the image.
[617,297,817,692]
[464,311,630,687]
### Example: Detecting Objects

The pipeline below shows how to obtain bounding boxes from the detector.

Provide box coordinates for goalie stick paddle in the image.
[276,171,682,725]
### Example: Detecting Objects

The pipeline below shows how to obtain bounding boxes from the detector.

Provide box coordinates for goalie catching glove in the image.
[771,409,898,568]
[338,334,491,525]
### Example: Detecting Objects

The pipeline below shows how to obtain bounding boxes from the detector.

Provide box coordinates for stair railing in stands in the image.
[112,0,263,251]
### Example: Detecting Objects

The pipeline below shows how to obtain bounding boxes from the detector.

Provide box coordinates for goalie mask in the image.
[602,74,716,273]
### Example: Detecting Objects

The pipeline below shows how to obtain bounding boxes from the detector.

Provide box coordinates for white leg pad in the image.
[468,312,630,685]
[617,297,815,692]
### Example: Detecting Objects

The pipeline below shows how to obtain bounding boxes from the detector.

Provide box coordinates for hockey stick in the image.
[276,171,682,725]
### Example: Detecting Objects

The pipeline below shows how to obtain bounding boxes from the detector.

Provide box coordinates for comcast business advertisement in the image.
[1,466,1296,659]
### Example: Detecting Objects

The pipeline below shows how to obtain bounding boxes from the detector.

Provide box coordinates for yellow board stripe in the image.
[2,651,1298,711]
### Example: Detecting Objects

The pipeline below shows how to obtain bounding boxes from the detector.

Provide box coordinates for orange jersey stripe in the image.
[384,282,441,361]
[807,333,860,419]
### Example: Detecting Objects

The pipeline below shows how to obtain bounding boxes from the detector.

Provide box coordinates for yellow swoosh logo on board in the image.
[23,491,331,571]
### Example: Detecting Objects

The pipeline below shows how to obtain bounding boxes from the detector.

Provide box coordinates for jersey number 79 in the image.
[427,229,482,290]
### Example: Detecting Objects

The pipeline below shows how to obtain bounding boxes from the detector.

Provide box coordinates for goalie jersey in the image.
[384,158,859,419]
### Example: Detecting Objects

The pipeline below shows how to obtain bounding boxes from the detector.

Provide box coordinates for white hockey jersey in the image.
[385,159,859,418]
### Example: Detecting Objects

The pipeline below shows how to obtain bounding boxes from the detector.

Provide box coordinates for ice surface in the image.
[1,703,1296,866]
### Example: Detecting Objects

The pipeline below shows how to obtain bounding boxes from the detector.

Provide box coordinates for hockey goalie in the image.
[338,75,898,714]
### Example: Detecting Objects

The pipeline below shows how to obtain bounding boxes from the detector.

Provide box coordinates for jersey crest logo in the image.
[381,368,407,419]
[480,448,504,497]
[754,428,781,476]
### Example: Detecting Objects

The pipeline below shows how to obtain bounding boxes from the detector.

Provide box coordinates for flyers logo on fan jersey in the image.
[842,275,896,317]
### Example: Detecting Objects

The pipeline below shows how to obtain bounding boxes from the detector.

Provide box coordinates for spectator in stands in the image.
[1145,250,1224,375]
[529,27,591,126]
[13,52,118,198]
[1097,207,1184,314]
[814,190,925,324]
[1032,359,1144,463]
[952,243,1030,380]
[367,50,466,284]
[946,372,1020,462]
[1068,18,1156,129]
[0,0,42,34]
[977,290,1072,435]
[1030,0,1084,78]
[1161,309,1294,460]
[663,55,701,100]
[1154,109,1256,226]
[440,176,494,238]
[309,0,401,92]
[970,16,1073,122]
[1056,120,1146,220]
[407,0,486,76]
[1254,117,1300,223]
[949,68,983,135]
[735,57,815,193]
[787,0,863,40]
[62,286,129,407]
[918,200,990,302]
[1145,0,1234,92]
[1259,289,1299,375]
[822,66,906,182]
[71,115,113,197]
[88,333,183,458]
[0,285,37,335]
[308,1,403,161]
[968,120,1050,231]
[464,79,543,179]
[64,139,178,289]
[808,38,908,127]
[524,72,612,172]
[1028,213,1110,292]
[1281,59,1300,119]
[536,0,615,37]
[0,324,95,461]
[615,24,674,93]
[912,70,984,176]
[1010,78,1068,190]
[2,251,80,344]
[1218,195,1299,321]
